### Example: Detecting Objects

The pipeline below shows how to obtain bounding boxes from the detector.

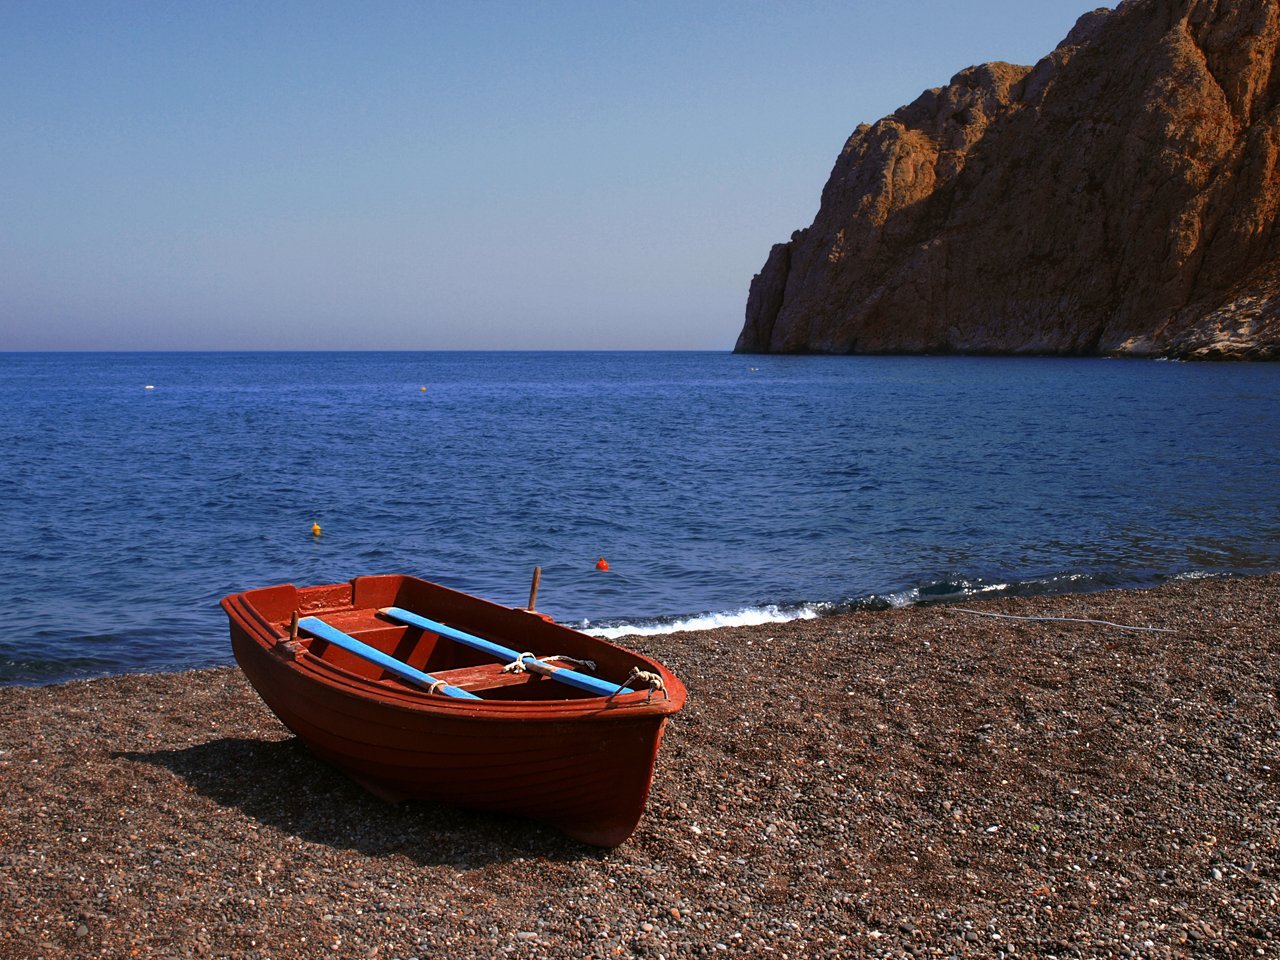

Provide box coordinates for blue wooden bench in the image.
[380,606,636,698]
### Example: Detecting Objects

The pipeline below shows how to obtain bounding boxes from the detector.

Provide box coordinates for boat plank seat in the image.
[425,661,543,692]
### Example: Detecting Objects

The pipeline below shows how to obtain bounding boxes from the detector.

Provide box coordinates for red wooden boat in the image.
[221,573,686,847]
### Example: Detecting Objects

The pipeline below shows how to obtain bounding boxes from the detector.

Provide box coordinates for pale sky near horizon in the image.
[2,1,1100,351]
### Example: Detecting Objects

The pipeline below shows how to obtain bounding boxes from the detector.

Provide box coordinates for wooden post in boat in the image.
[527,566,542,611]
[289,612,300,642]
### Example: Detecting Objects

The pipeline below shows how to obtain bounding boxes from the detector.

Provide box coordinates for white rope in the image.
[950,608,1174,633]
[544,655,596,670]
[501,652,538,674]
[501,653,598,675]
[609,667,667,702]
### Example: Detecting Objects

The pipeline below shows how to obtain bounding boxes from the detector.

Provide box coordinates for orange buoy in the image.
[595,556,609,571]
[311,522,322,537]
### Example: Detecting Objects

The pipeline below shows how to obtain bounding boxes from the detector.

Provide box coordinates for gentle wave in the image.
[1169,569,1223,582]
[578,570,1177,639]
[878,572,1128,608]
[579,603,831,639]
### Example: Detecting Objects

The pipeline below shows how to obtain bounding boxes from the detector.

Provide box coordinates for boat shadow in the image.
[116,736,606,867]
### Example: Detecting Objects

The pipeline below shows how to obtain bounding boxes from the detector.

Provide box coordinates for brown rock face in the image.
[736,0,1280,359]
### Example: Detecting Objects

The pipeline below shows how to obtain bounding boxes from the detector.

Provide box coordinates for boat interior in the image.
[238,575,647,702]
[306,608,595,700]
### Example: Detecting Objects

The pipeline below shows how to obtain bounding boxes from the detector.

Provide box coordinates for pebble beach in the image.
[2,573,1278,959]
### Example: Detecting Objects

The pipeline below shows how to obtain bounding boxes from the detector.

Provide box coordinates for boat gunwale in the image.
[221,577,687,723]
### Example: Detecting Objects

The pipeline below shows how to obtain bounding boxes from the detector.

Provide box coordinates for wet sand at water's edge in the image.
[1,574,1277,958]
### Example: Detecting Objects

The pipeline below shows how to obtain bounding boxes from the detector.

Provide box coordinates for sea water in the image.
[2,351,1278,684]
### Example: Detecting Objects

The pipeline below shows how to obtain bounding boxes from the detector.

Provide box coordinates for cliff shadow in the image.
[115,736,604,868]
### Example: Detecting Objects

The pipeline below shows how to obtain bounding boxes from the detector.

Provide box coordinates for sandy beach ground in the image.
[1,574,1278,959]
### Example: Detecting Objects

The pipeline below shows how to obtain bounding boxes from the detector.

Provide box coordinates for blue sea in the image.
[2,351,1279,685]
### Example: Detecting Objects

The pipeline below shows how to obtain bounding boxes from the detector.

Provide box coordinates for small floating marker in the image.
[419,386,427,392]
[311,522,322,537]
[144,385,155,390]
[595,556,609,571]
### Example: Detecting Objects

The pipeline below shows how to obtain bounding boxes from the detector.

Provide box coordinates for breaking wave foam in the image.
[577,569,1175,640]
[580,603,830,640]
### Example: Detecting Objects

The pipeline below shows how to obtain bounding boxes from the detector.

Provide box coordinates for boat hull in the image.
[222,574,685,847]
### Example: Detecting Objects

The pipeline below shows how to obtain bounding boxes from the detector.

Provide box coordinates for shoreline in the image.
[2,573,1278,958]
[9,570,1264,690]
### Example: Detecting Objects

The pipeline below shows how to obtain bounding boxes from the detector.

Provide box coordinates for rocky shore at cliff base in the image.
[2,573,1278,958]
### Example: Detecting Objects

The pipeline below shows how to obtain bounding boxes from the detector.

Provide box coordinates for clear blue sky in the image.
[2,1,1098,351]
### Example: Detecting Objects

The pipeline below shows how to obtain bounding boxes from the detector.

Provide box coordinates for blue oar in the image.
[380,606,636,698]
[298,616,480,700]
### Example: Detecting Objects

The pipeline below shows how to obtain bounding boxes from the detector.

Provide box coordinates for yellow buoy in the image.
[311,522,322,537]
[420,386,427,392]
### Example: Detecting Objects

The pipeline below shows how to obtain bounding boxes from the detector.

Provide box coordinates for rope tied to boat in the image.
[501,652,597,677]
[609,667,667,703]
[427,680,449,696]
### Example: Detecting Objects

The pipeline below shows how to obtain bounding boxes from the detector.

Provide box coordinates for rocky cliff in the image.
[736,0,1280,359]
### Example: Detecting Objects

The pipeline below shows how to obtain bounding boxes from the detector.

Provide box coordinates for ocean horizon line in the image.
[0,348,1216,362]
[0,347,733,355]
